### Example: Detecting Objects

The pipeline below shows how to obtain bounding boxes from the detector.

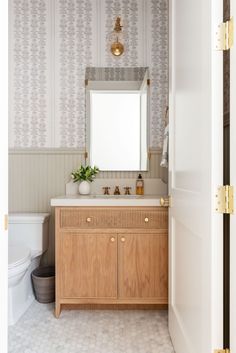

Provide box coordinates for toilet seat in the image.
[8,246,31,273]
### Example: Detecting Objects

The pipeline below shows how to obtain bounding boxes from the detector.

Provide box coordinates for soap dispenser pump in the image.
[136,174,144,195]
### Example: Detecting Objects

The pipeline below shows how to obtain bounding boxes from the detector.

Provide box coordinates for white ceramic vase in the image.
[78,180,91,195]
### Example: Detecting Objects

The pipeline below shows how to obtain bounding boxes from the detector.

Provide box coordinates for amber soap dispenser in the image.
[136,174,144,195]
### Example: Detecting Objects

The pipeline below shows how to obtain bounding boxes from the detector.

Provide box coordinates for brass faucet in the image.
[103,187,110,195]
[124,187,132,195]
[114,186,121,195]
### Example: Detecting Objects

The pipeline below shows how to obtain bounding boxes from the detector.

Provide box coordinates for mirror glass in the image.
[86,67,149,171]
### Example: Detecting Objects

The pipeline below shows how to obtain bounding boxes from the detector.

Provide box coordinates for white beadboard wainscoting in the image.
[9,149,167,265]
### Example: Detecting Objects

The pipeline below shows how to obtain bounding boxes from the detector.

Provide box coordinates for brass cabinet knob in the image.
[121,237,126,242]
[110,237,115,242]
[144,217,149,223]
[86,217,92,223]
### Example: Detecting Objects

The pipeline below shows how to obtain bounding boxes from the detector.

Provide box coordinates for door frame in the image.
[0,0,9,352]
[223,0,231,347]
[230,0,236,351]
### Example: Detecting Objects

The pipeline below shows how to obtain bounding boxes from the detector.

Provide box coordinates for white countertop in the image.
[50,195,164,207]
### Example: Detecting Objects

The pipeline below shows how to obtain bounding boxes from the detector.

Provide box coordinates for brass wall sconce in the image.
[111,17,124,56]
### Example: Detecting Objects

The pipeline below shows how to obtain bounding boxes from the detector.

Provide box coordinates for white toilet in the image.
[8,213,50,325]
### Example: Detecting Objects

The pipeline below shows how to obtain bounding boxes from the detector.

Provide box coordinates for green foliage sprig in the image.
[71,165,99,183]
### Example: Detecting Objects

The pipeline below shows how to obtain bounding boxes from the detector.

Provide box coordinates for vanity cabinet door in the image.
[118,233,168,301]
[60,233,117,298]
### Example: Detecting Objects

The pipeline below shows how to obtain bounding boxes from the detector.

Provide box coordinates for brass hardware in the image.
[84,151,88,160]
[111,41,124,56]
[148,150,151,160]
[124,187,132,195]
[114,186,121,195]
[214,349,230,353]
[160,196,171,208]
[216,17,234,50]
[110,237,115,242]
[114,17,122,32]
[144,217,149,223]
[111,17,124,56]
[121,237,125,242]
[147,79,150,86]
[4,214,8,231]
[85,79,88,86]
[215,185,234,214]
[86,217,92,223]
[103,187,111,195]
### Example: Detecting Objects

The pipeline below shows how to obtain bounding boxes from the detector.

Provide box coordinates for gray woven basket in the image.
[31,266,55,303]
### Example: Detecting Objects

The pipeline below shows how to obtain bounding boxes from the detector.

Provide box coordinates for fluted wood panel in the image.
[59,207,168,230]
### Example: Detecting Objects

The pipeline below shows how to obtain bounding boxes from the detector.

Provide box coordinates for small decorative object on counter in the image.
[71,165,99,195]
[136,174,144,195]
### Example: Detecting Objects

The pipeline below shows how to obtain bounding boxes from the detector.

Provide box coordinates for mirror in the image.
[85,67,149,171]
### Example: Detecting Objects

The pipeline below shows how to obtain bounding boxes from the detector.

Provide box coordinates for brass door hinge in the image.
[214,349,230,353]
[215,185,234,214]
[147,79,150,86]
[84,151,88,159]
[216,17,234,50]
[85,79,88,86]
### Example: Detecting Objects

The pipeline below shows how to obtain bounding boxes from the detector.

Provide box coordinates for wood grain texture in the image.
[118,233,168,300]
[59,297,167,304]
[55,206,168,317]
[61,304,168,310]
[60,233,117,299]
[60,207,168,230]
[55,207,62,318]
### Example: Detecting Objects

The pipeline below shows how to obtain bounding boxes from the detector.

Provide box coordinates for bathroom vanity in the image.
[50,67,168,317]
[51,196,168,317]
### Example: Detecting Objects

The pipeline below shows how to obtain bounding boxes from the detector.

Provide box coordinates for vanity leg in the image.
[54,302,61,318]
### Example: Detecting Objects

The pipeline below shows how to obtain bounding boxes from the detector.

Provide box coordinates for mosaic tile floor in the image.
[9,301,174,353]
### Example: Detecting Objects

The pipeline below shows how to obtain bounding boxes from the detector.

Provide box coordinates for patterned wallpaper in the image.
[9,0,168,149]
[9,0,51,147]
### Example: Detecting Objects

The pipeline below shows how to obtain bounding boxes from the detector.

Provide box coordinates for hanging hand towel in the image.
[160,124,169,168]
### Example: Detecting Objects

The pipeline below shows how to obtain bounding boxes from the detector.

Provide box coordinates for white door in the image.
[169,0,224,352]
[0,1,8,352]
[230,0,236,351]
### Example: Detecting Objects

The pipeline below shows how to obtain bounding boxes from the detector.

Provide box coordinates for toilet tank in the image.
[9,213,50,257]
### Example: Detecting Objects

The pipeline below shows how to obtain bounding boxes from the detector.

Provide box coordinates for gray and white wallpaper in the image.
[9,0,168,149]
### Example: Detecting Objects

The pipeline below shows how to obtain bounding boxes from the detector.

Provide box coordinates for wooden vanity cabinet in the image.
[60,232,117,299]
[118,233,168,299]
[55,207,168,317]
